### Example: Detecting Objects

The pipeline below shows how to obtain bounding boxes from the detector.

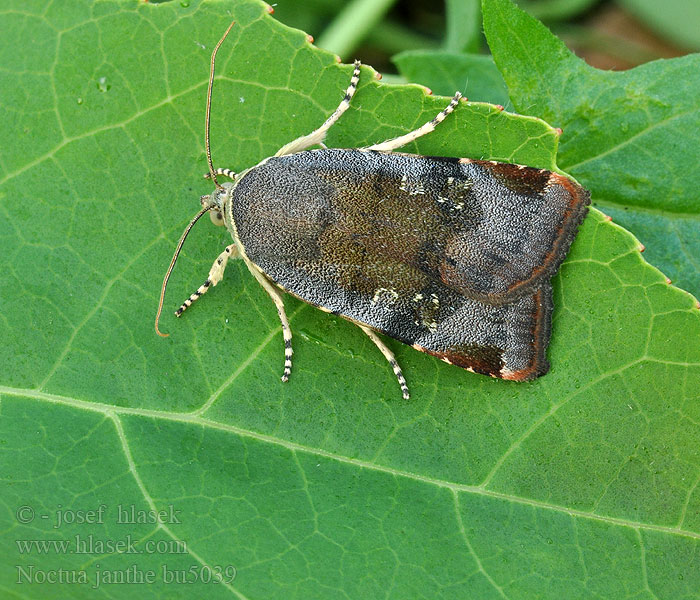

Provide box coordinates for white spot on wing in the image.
[371,287,399,305]
[399,174,425,195]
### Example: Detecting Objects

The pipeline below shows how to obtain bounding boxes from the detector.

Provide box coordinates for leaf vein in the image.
[3,385,699,541]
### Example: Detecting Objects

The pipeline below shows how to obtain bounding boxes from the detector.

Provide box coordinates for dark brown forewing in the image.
[234,149,587,305]
[232,149,562,379]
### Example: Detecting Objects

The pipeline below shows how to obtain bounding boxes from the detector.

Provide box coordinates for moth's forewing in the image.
[236,149,588,301]
[415,284,552,380]
[232,149,585,379]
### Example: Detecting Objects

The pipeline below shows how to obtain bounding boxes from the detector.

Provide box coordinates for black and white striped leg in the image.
[367,92,462,152]
[248,266,293,382]
[275,61,361,157]
[203,168,236,180]
[359,325,410,399]
[175,244,237,317]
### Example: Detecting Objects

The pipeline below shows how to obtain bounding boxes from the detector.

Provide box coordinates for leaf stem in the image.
[366,21,439,55]
[444,0,481,53]
[316,0,400,59]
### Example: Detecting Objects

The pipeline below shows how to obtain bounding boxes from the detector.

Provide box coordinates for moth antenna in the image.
[205,21,236,189]
[155,207,211,337]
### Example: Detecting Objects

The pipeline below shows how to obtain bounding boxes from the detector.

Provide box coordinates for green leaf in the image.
[618,0,700,51]
[444,0,482,53]
[2,1,700,598]
[393,50,510,105]
[595,203,700,296]
[515,0,600,21]
[483,0,700,299]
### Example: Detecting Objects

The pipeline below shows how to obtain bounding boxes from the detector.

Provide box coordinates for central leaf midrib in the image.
[2,384,698,541]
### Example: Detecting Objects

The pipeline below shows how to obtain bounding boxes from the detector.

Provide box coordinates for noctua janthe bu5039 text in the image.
[155,22,590,399]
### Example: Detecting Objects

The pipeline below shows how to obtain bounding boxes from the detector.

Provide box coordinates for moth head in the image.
[201,181,235,227]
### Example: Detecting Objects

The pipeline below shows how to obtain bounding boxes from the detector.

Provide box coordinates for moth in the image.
[156,22,590,399]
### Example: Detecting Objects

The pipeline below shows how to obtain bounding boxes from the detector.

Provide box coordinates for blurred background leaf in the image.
[617,0,700,50]
[516,0,601,21]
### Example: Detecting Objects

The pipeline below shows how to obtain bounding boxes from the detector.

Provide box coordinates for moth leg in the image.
[247,263,294,382]
[274,61,361,157]
[366,92,461,152]
[359,325,410,400]
[175,244,237,317]
[203,168,236,180]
